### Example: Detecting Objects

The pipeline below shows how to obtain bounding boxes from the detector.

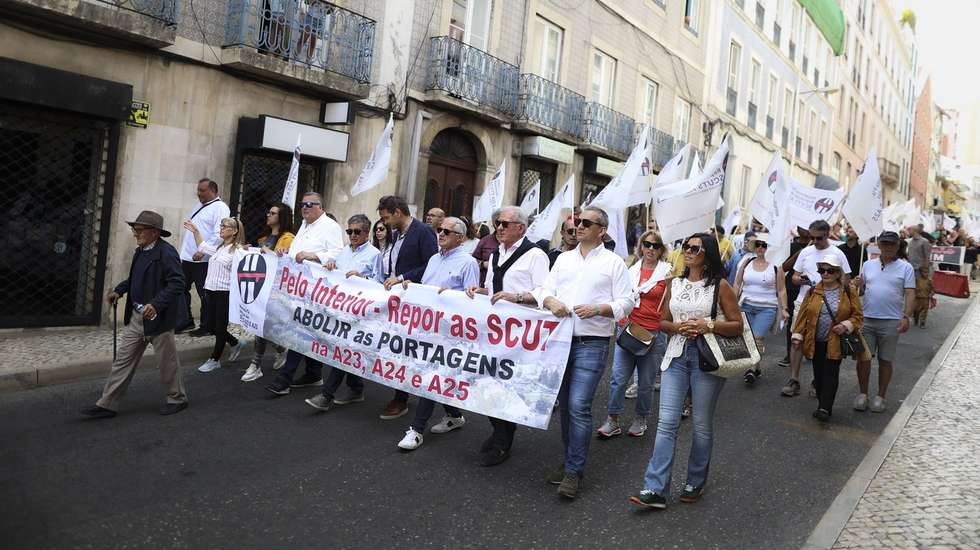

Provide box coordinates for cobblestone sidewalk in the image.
[832,302,980,549]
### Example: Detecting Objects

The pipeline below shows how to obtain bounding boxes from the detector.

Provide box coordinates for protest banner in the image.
[350,115,394,197]
[841,150,883,241]
[230,252,573,429]
[651,136,730,245]
[930,246,965,265]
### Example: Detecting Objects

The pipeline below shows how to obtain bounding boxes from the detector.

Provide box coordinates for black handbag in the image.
[616,322,656,356]
[820,288,864,358]
[694,282,759,376]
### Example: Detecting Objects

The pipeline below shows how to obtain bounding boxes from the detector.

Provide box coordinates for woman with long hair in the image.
[242,203,295,381]
[183,216,247,374]
[732,233,789,384]
[372,218,393,282]
[597,229,672,439]
[629,233,743,510]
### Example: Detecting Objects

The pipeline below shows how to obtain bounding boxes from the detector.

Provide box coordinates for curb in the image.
[801,294,980,550]
[0,344,214,393]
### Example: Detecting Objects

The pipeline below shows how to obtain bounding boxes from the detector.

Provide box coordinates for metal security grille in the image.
[0,103,114,328]
[236,152,319,244]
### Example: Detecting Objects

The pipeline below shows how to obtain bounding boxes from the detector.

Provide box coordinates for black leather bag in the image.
[821,289,865,358]
[616,322,656,356]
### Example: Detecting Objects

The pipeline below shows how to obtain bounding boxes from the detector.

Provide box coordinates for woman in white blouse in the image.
[183,217,246,373]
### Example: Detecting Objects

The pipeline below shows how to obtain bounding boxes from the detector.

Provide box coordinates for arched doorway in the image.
[425,129,478,217]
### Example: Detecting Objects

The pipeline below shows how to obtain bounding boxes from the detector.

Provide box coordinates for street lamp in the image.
[787,85,839,181]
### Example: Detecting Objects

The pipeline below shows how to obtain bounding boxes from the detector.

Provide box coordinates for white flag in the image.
[656,144,690,187]
[591,126,651,209]
[606,207,629,258]
[921,212,936,233]
[350,115,394,197]
[943,213,956,231]
[765,164,793,266]
[688,151,703,179]
[785,179,845,231]
[472,161,506,223]
[652,136,731,245]
[527,175,575,243]
[841,149,883,241]
[722,206,743,235]
[281,134,302,207]
[748,152,784,229]
[519,181,541,216]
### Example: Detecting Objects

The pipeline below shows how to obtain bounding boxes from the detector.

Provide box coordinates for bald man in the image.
[426,208,446,234]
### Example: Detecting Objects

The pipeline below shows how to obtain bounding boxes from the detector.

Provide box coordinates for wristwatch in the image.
[516,292,524,304]
[705,318,715,333]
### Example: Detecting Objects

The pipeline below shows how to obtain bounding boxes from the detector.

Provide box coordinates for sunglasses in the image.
[816,267,840,274]
[682,244,703,255]
[266,211,279,217]
[755,241,769,248]
[375,226,386,232]
[575,218,603,229]
[496,220,521,229]
[437,228,461,236]
[301,201,320,208]
[641,241,664,249]
[564,228,576,236]
[345,229,363,236]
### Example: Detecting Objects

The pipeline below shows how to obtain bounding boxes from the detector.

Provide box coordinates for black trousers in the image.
[205,290,238,360]
[182,261,208,328]
[811,342,842,414]
[487,417,516,451]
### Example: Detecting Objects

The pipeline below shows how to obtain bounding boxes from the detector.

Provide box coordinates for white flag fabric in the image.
[350,115,394,197]
[921,212,936,233]
[526,175,575,243]
[721,206,743,235]
[943,214,956,231]
[281,135,302,207]
[765,164,793,266]
[652,136,731,245]
[657,144,690,187]
[841,149,883,241]
[519,181,541,216]
[748,152,784,229]
[472,162,506,223]
[689,151,703,179]
[591,126,651,209]
[786,180,845,231]
[605,208,629,258]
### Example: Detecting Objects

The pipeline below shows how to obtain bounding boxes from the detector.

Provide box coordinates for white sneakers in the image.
[430,415,466,434]
[227,342,244,362]
[198,359,221,373]
[854,393,869,411]
[272,351,287,370]
[241,363,263,382]
[624,383,639,399]
[397,428,423,450]
[869,395,887,413]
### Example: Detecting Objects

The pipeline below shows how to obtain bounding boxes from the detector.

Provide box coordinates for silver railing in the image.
[515,74,585,140]
[89,0,180,24]
[583,102,635,156]
[224,0,376,83]
[427,36,519,117]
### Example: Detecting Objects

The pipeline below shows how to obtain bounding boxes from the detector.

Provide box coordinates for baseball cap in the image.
[877,230,901,243]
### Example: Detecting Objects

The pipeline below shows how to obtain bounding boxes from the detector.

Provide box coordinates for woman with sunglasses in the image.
[597,230,672,439]
[243,203,296,380]
[790,254,863,422]
[732,233,789,384]
[372,219,393,281]
[629,233,743,510]
[183,217,247,374]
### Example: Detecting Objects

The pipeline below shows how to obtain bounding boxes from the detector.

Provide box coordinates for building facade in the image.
[909,75,931,207]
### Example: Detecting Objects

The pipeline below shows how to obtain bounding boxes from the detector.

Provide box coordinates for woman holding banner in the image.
[597,229,671,440]
[732,233,789,385]
[629,233,743,510]
[184,217,247,374]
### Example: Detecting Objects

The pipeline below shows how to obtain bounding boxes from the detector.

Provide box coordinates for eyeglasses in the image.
[437,228,461,236]
[682,244,703,255]
[345,229,363,236]
[564,228,577,236]
[641,241,663,249]
[816,267,840,274]
[755,241,769,248]
[301,201,320,208]
[575,218,604,229]
[266,211,279,217]
[496,220,521,229]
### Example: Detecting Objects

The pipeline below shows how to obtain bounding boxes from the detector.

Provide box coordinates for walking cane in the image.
[112,300,118,363]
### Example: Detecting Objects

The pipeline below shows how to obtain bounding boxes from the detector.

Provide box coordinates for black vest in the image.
[490,238,538,293]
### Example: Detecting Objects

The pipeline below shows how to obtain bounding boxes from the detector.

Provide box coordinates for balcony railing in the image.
[89,0,180,24]
[766,115,774,140]
[582,102,635,156]
[726,87,738,116]
[747,101,757,129]
[224,0,376,83]
[649,126,676,170]
[427,36,519,117]
[515,74,585,140]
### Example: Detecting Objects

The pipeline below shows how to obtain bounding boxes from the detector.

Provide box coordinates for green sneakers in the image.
[629,490,667,509]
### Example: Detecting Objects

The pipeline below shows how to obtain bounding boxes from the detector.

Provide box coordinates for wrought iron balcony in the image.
[3,0,180,47]
[879,158,901,185]
[514,74,585,142]
[766,115,774,140]
[427,36,519,119]
[747,102,757,129]
[223,0,376,97]
[648,126,676,171]
[726,87,738,117]
[582,102,635,157]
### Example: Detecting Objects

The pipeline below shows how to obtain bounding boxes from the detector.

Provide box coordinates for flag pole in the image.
[858,242,866,276]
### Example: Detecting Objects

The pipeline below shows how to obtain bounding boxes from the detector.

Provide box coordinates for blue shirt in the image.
[420,246,480,291]
[333,242,380,279]
[726,249,751,284]
[861,258,915,320]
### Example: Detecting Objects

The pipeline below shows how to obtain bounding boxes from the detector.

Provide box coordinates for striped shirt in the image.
[199,241,238,291]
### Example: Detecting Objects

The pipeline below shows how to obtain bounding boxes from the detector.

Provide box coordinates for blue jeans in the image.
[642,341,726,494]
[320,367,364,399]
[410,399,462,433]
[558,338,611,476]
[274,349,323,385]
[608,330,666,418]
[741,302,777,337]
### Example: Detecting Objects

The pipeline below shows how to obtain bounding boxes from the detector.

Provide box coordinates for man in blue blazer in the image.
[376,195,438,420]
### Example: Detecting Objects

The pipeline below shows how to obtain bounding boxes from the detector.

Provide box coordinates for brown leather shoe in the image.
[379,399,408,420]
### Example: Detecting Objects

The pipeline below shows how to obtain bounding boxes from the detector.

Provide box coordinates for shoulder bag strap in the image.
[710,279,721,320]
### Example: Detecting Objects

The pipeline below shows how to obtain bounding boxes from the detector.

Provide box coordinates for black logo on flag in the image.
[814,198,836,214]
[767,171,778,191]
[237,254,267,304]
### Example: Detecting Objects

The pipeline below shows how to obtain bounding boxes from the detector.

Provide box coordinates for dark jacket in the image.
[115,239,187,337]
[393,218,438,283]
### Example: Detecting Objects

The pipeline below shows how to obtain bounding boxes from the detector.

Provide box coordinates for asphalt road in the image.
[0,294,970,550]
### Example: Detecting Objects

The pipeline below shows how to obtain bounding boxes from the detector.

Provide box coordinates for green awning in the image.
[800,0,845,56]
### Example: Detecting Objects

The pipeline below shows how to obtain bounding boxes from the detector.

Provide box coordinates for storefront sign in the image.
[521,136,574,165]
[588,157,625,178]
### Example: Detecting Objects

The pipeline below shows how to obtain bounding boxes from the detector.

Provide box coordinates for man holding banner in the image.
[537,206,634,499]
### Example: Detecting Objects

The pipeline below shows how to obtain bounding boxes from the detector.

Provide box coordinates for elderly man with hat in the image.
[80,211,189,418]
[850,230,915,413]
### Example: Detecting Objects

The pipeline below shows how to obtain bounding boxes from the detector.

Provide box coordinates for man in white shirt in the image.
[265,192,345,395]
[465,206,550,466]
[782,219,851,397]
[536,206,634,499]
[179,178,230,336]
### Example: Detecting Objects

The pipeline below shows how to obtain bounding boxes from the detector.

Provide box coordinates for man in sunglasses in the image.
[547,215,578,267]
[265,192,345,396]
[782,220,851,397]
[303,214,381,411]
[537,206,634,499]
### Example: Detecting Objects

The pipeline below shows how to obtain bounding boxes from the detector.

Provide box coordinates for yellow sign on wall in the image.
[128,101,150,128]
